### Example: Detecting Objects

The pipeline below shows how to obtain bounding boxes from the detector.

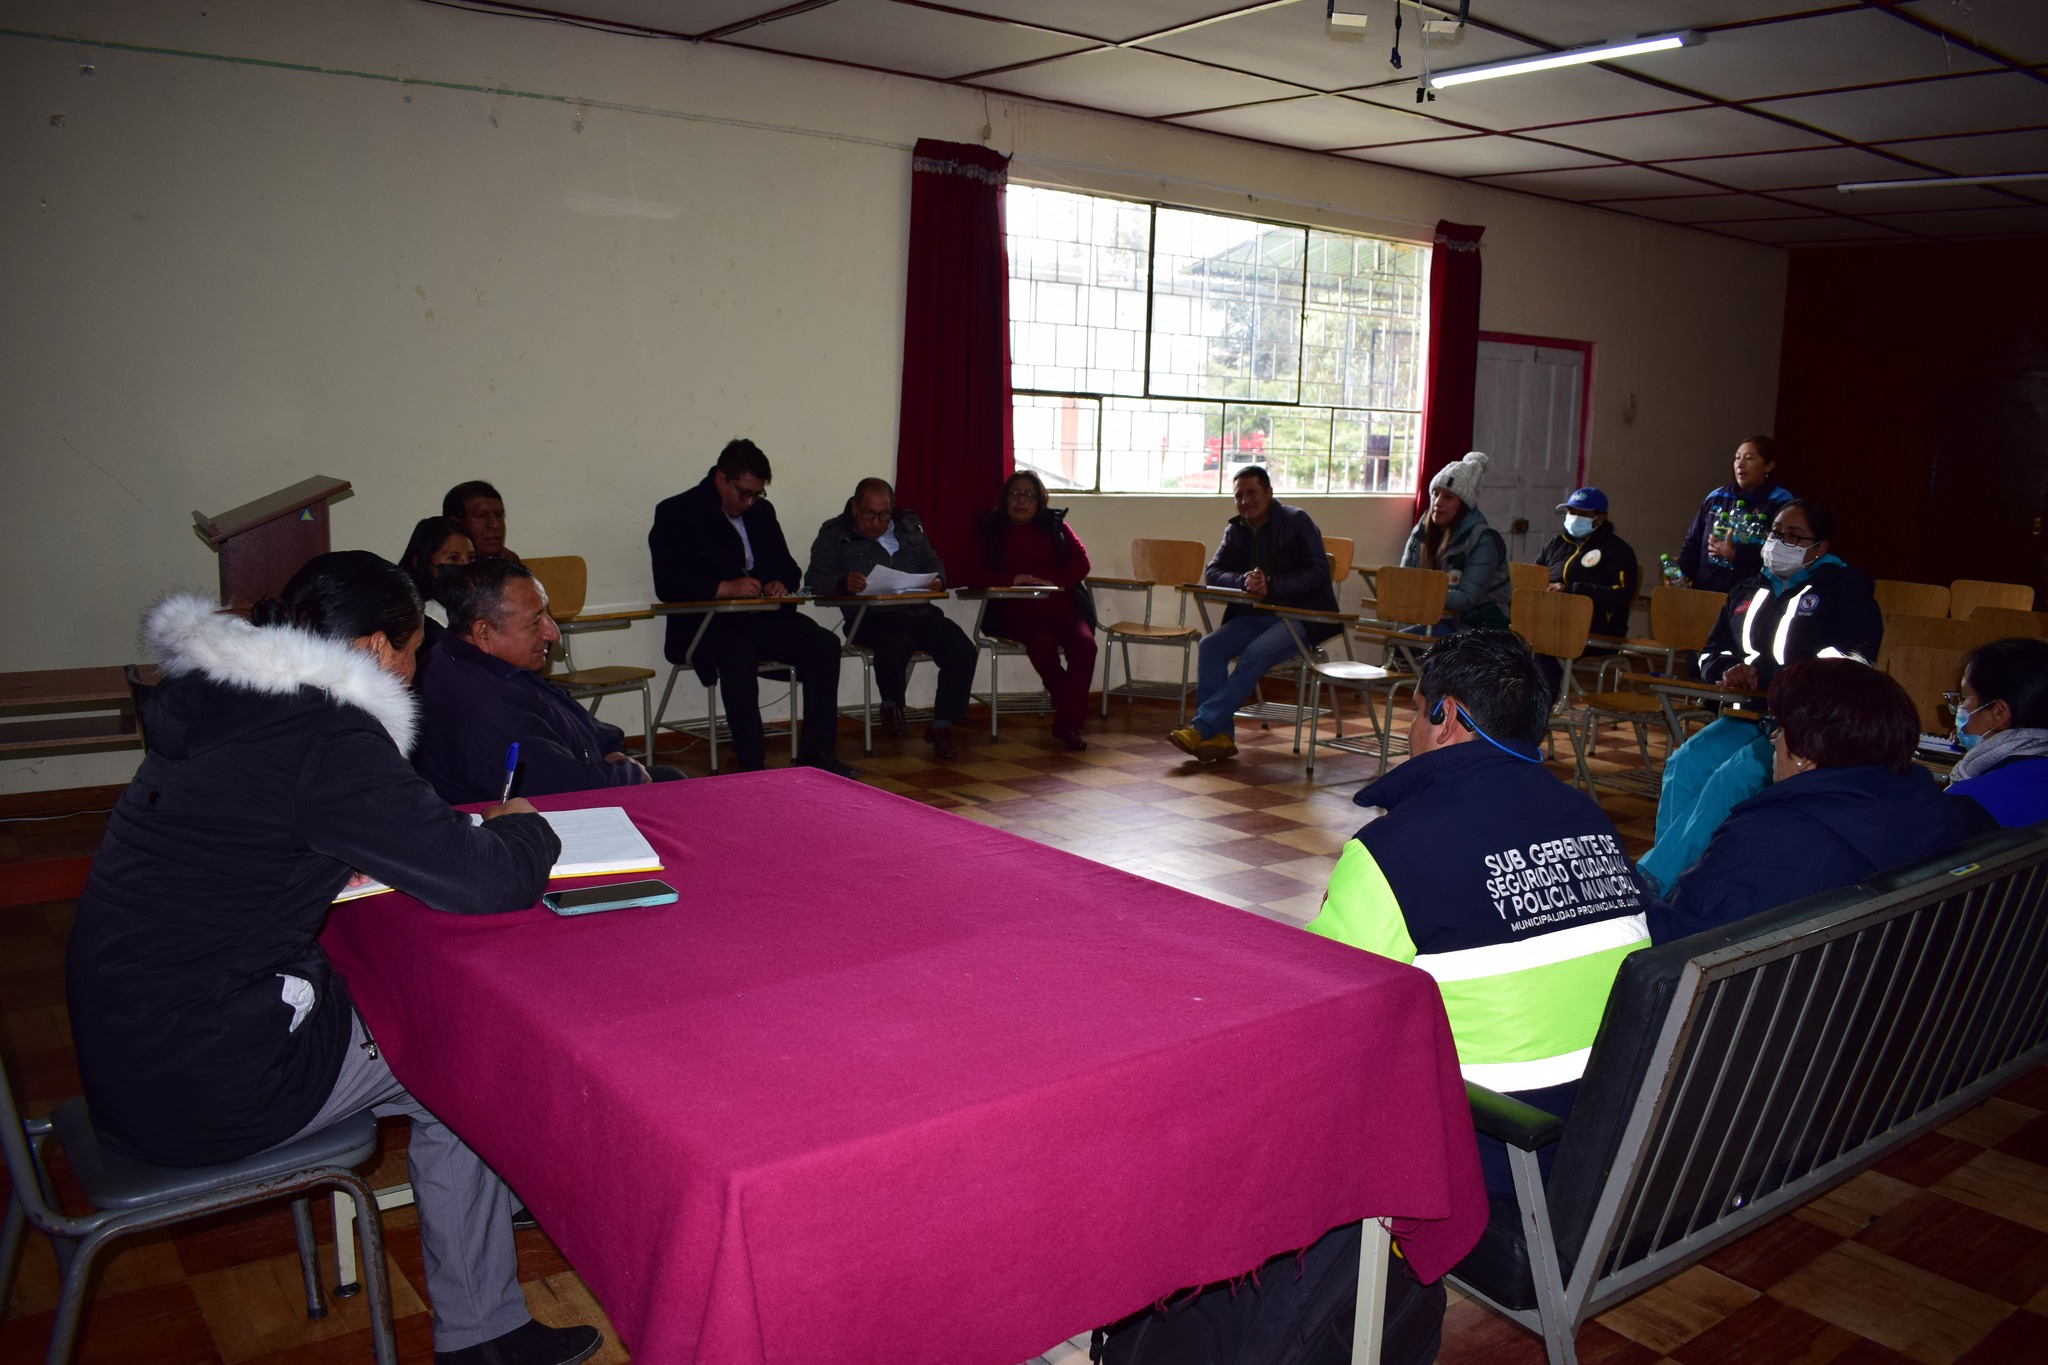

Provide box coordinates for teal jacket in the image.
[1402,506,1510,629]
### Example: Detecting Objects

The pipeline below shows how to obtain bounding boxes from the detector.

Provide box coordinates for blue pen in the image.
[500,742,520,803]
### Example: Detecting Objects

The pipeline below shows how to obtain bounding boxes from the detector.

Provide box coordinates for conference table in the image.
[322,773,1484,1365]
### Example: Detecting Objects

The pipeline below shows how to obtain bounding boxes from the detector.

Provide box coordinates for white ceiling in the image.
[466,0,2048,246]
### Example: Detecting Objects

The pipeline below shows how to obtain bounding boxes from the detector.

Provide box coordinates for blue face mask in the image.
[1954,703,1983,750]
[1564,513,1594,539]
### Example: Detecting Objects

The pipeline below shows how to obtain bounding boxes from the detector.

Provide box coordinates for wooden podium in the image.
[193,475,352,608]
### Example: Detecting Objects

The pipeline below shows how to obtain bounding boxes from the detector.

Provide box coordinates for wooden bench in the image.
[0,668,147,758]
[1453,822,2048,1364]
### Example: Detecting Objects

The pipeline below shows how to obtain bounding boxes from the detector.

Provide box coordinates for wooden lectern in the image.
[193,475,352,608]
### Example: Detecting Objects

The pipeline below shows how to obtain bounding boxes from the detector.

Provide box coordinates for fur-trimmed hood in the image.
[144,594,418,754]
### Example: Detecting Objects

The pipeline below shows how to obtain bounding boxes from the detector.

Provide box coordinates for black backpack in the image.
[1091,1222,1445,1365]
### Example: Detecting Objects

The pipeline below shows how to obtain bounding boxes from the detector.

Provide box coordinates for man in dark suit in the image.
[649,439,854,776]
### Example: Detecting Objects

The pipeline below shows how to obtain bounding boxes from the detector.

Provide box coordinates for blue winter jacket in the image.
[1653,765,1970,944]
[1949,756,2048,829]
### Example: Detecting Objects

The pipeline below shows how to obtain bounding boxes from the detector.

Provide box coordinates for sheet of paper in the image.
[334,806,662,902]
[860,565,941,595]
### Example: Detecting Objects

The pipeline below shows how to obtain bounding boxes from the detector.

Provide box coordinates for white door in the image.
[1471,340,1586,562]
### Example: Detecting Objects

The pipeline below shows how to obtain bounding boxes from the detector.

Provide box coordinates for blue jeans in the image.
[1637,717,1773,894]
[1191,615,1301,739]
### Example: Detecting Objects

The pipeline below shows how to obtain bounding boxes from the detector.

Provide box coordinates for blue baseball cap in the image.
[1557,487,1608,514]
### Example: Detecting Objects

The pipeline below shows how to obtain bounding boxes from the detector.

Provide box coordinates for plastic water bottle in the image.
[1660,553,1683,585]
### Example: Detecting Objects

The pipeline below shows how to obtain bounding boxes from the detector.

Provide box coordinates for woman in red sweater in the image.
[972,471,1097,749]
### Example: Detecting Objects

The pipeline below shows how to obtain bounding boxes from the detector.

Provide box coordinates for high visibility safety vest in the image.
[1308,740,1652,1093]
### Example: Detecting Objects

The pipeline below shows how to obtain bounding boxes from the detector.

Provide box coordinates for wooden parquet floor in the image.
[2,693,2042,1365]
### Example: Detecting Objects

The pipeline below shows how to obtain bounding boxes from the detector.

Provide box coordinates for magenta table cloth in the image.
[321,772,1484,1365]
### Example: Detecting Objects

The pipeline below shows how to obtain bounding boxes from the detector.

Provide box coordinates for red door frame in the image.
[1477,331,1594,487]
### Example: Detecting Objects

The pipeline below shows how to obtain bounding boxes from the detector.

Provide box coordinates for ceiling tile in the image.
[1900,0,2048,64]
[1714,217,1917,243]
[1474,162,1727,200]
[1609,8,1995,102]
[932,0,1263,45]
[720,0,1097,79]
[1171,94,1448,150]
[1342,135,1616,177]
[973,46,1304,117]
[1875,127,2048,176]
[1771,183,2019,213]
[1351,63,1703,132]
[1646,145,1946,191]
[1854,204,2048,237]
[1540,105,1825,160]
[1468,0,1815,48]
[559,1,789,38]
[1137,0,1538,94]
[1593,193,1821,224]
[1754,71,2048,143]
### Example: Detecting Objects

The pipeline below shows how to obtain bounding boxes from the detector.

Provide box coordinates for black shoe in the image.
[510,1205,538,1231]
[798,751,861,779]
[433,1318,602,1365]
[879,703,910,739]
[924,723,959,760]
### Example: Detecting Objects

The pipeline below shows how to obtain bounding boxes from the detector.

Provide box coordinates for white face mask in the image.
[1563,513,1594,539]
[1761,538,1809,579]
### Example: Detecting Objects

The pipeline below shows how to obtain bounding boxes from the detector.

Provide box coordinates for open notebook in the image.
[334,806,662,903]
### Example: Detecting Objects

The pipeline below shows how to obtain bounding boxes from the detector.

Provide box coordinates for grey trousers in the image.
[282,1011,530,1352]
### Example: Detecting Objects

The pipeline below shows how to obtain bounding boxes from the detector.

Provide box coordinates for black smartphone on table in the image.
[542,879,677,916]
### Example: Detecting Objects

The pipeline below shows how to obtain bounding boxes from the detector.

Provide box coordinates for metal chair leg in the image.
[292,1195,327,1320]
[0,1190,26,1317]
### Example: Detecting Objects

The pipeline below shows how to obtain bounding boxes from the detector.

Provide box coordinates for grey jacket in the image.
[1401,505,1510,628]
[804,504,949,630]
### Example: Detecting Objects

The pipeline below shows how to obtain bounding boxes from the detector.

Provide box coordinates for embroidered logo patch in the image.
[1580,549,1603,569]
[1797,595,1821,615]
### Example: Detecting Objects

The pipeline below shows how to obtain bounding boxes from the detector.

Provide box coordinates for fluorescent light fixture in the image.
[1429,30,1704,89]
[1327,0,1369,30]
[1837,171,2048,193]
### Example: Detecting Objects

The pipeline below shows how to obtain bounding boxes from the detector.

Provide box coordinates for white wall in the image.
[0,0,1786,790]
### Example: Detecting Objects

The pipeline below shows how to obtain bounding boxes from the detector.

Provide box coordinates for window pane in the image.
[1220,405,1332,496]
[1012,395,1099,492]
[1330,410,1422,494]
[1149,209,1304,403]
[1100,399,1220,494]
[1301,231,1428,412]
[1007,186,1151,397]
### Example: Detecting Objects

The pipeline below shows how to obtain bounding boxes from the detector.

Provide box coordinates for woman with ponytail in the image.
[67,551,603,1365]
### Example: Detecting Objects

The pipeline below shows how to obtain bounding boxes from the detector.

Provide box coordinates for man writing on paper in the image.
[805,478,977,759]
[414,559,684,803]
[649,438,854,776]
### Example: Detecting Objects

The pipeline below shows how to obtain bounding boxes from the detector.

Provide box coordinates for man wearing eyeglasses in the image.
[804,478,976,760]
[1637,496,1883,894]
[650,438,855,776]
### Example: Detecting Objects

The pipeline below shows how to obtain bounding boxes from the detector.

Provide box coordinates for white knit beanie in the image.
[1430,451,1490,507]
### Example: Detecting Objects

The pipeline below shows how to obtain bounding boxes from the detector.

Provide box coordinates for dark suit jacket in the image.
[649,467,807,672]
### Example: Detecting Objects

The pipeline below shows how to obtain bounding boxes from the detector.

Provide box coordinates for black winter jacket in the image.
[1203,502,1340,645]
[1698,558,1883,688]
[1653,765,1969,944]
[1535,521,1640,639]
[66,597,560,1166]
[649,467,808,671]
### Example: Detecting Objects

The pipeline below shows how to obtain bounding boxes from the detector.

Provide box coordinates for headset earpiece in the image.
[1429,697,1445,724]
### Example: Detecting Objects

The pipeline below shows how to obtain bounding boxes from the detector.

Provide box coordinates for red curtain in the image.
[894,138,1014,579]
[1414,220,1485,521]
